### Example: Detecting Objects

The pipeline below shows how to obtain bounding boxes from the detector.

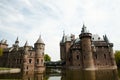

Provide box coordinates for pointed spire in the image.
[81,24,88,33]
[36,35,44,44]
[61,31,66,43]
[24,41,29,46]
[15,37,19,43]
[4,40,7,44]
[103,34,109,43]
[63,30,65,36]
[1,39,4,43]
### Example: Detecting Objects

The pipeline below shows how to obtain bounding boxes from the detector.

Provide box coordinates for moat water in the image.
[0,68,120,80]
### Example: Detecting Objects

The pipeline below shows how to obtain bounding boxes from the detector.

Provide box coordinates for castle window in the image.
[29,59,32,63]
[95,54,97,59]
[26,66,28,69]
[41,59,43,64]
[37,59,39,64]
[30,52,32,56]
[69,58,70,62]
[76,55,79,60]
[84,55,85,59]
[104,54,106,59]
[20,59,22,64]
[28,77,30,80]
[98,37,100,40]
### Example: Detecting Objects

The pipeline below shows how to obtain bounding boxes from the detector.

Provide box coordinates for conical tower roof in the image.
[15,37,19,43]
[35,35,44,44]
[61,31,66,43]
[24,41,29,46]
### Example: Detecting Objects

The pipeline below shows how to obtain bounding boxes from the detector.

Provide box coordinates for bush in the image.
[44,54,51,61]
[115,51,120,67]
[0,48,3,56]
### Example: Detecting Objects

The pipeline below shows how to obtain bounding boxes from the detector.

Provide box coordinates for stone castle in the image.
[0,36,45,73]
[60,25,117,70]
[0,25,117,71]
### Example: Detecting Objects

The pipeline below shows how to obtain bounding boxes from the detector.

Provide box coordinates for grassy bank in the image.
[0,68,11,70]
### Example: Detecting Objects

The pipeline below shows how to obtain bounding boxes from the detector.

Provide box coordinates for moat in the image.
[0,68,120,80]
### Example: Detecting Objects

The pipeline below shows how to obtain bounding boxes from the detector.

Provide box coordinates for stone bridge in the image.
[45,61,65,68]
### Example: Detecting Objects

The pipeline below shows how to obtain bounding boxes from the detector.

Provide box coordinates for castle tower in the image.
[60,31,66,61]
[13,37,19,48]
[0,39,8,49]
[79,24,95,70]
[24,41,29,53]
[34,35,45,73]
[103,35,117,68]
[15,37,19,46]
[23,41,29,72]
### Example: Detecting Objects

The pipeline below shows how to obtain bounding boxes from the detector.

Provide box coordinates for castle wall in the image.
[23,51,35,72]
[65,41,71,66]
[60,43,65,61]
[93,46,111,67]
[71,50,82,67]
[0,44,8,49]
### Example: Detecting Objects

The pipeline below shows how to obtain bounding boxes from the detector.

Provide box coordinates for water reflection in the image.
[0,69,119,80]
[62,69,119,80]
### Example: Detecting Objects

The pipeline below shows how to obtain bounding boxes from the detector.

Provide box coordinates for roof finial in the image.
[63,30,65,36]
[81,24,88,33]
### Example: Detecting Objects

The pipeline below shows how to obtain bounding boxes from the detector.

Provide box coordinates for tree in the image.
[115,51,120,67]
[44,54,51,61]
[0,48,3,56]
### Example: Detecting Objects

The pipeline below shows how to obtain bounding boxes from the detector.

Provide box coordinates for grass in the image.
[0,67,11,70]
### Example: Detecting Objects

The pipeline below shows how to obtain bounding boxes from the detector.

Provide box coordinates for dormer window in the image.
[98,37,100,40]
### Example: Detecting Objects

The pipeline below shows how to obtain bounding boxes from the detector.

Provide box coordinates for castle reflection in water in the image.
[0,69,119,80]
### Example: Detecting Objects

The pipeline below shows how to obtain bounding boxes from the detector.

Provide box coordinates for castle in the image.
[0,36,45,73]
[60,25,117,70]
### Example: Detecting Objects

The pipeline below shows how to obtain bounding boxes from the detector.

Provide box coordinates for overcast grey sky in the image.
[0,0,120,61]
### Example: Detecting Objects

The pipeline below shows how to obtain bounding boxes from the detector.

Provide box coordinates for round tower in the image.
[23,41,29,72]
[60,31,66,61]
[34,35,45,73]
[79,24,95,70]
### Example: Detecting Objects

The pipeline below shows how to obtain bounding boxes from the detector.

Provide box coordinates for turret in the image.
[0,39,8,49]
[24,41,29,54]
[34,35,45,73]
[34,35,45,56]
[13,37,19,48]
[23,41,29,72]
[79,24,95,69]
[60,31,66,60]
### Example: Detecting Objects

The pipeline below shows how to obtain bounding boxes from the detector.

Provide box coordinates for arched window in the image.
[29,59,32,63]
[37,59,39,64]
[95,54,97,59]
[104,54,106,59]
[76,55,79,60]
[41,59,43,64]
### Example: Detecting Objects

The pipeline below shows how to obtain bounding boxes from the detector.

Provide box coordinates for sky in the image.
[0,0,120,61]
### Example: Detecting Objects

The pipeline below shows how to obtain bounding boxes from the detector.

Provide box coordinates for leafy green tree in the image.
[44,54,51,61]
[0,48,3,56]
[115,51,120,67]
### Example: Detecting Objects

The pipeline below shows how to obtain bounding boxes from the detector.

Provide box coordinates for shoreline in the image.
[0,68,21,74]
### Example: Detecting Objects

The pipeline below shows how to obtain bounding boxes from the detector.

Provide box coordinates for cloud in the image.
[0,0,120,60]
